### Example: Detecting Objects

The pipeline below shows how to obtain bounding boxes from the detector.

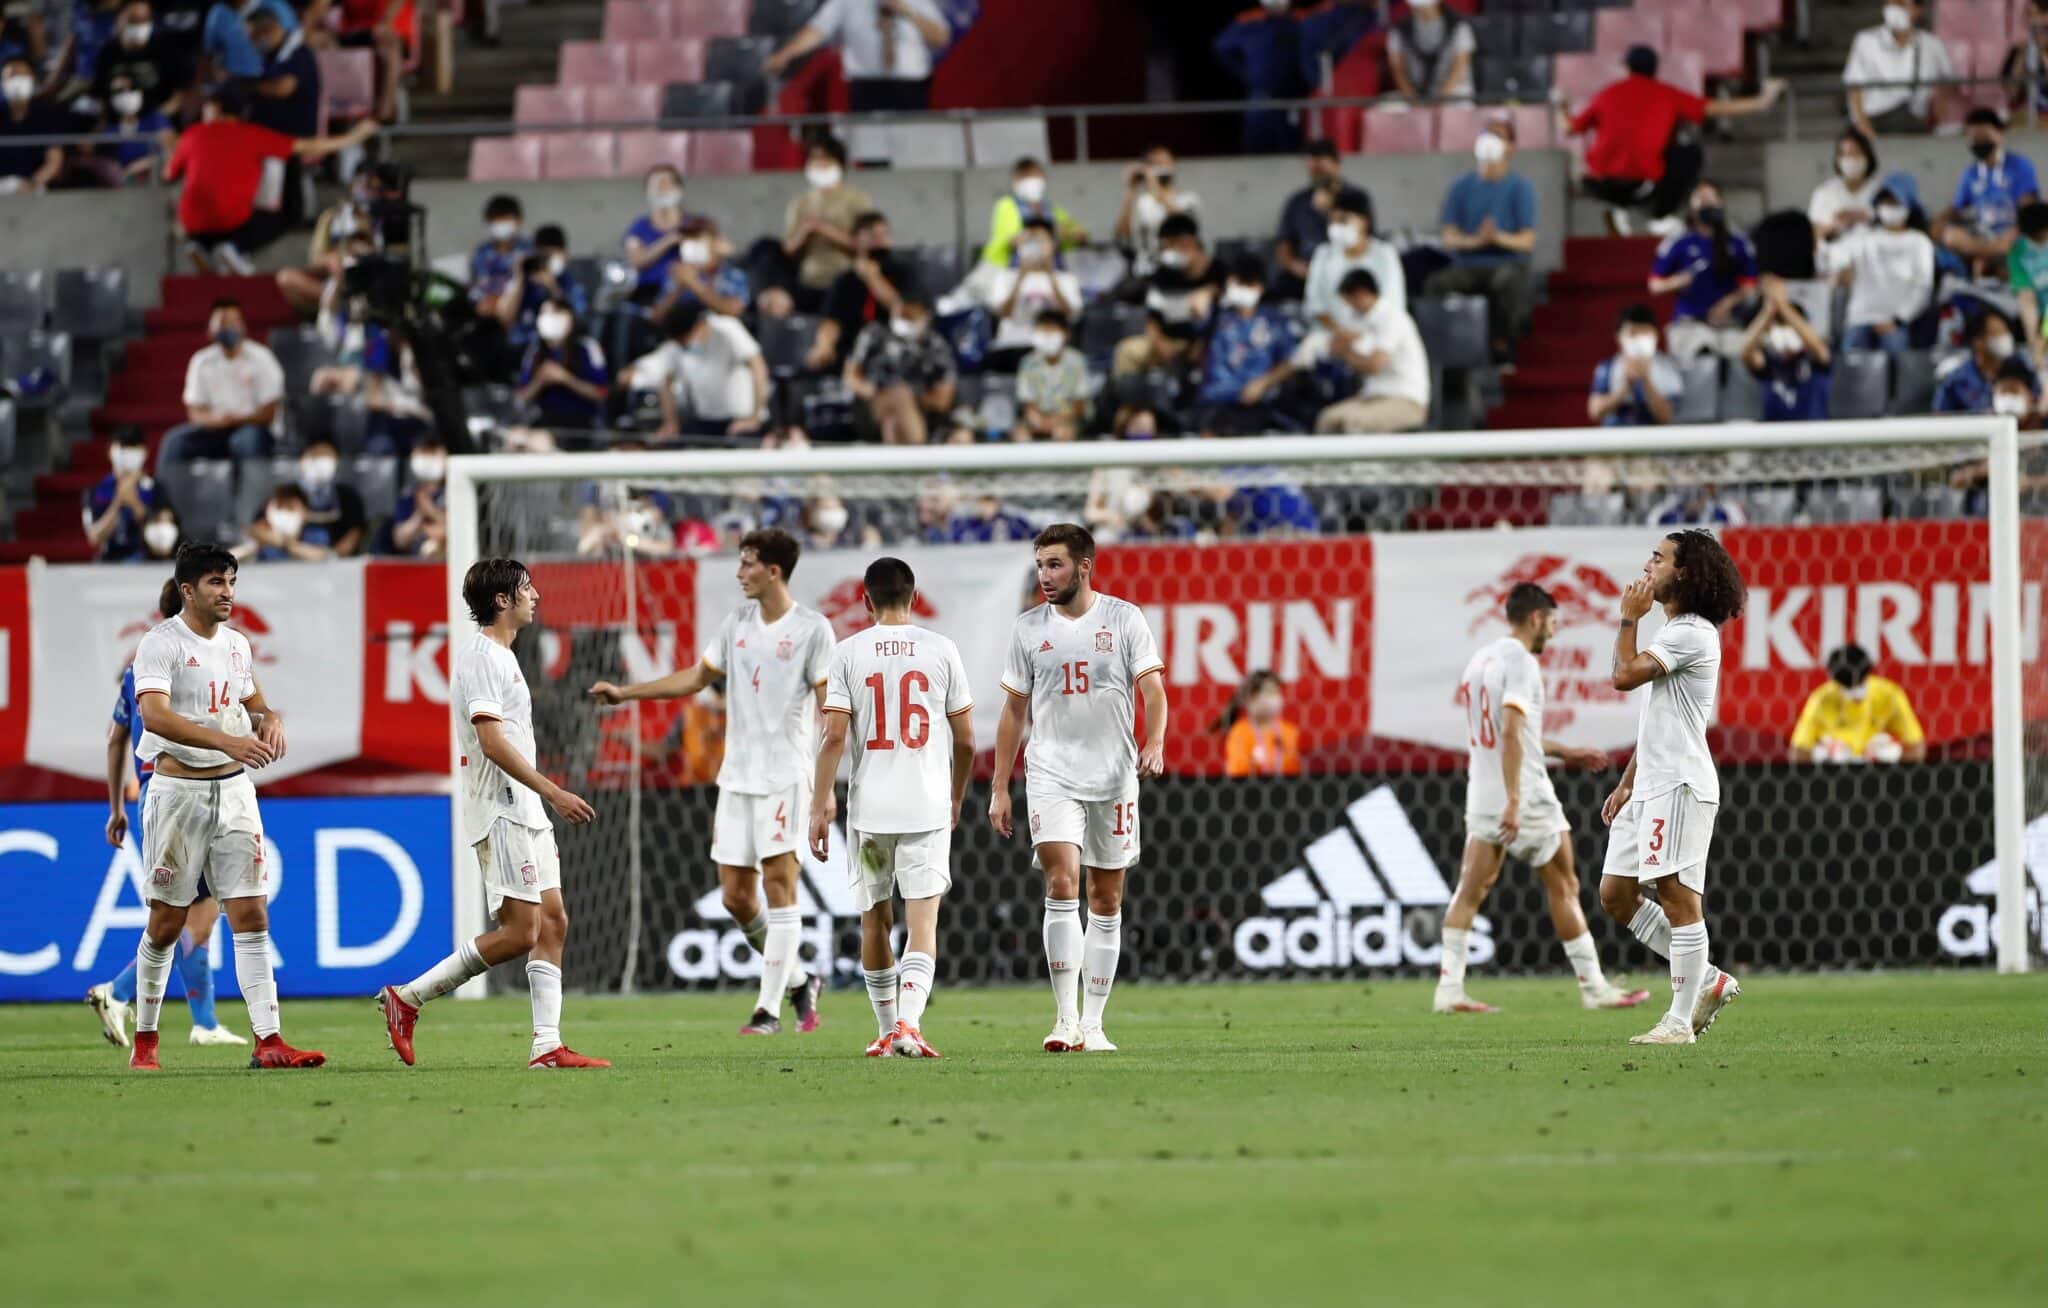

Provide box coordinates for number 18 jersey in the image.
[824,624,974,834]
[1459,635,1559,821]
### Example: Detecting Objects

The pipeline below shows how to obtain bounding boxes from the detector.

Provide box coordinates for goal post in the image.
[445,415,2036,995]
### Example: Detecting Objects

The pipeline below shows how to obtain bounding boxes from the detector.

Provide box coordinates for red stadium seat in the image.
[688,130,753,174]
[513,84,588,127]
[1362,106,1436,155]
[663,0,747,40]
[630,38,707,87]
[317,48,377,123]
[560,40,633,87]
[1662,49,1706,97]
[587,84,662,127]
[1593,10,1666,56]
[617,130,693,176]
[1665,10,1745,79]
[1551,52,1611,114]
[603,0,669,42]
[543,132,619,180]
[468,135,544,181]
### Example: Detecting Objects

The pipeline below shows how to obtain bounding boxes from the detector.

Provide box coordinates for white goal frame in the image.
[445,416,2031,990]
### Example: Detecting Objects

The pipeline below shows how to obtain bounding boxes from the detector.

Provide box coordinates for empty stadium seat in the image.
[317,48,377,122]
[1362,106,1436,154]
[1593,9,1664,55]
[587,84,662,127]
[632,38,708,86]
[514,84,588,126]
[1674,355,1722,423]
[603,0,668,41]
[53,267,124,340]
[668,0,749,39]
[1806,484,1885,523]
[0,270,47,333]
[543,132,619,180]
[1436,104,1551,151]
[1476,53,1552,101]
[617,130,693,175]
[706,34,774,104]
[1829,351,1890,421]
[1468,13,1518,59]
[1414,295,1487,369]
[663,80,735,120]
[1718,360,1764,421]
[561,40,633,86]
[1522,8,1593,55]
[748,0,822,40]
[468,135,544,181]
[756,313,818,377]
[1548,52,1607,108]
[1893,350,1937,415]
[1665,10,1745,79]
[688,130,754,174]
[969,116,1051,168]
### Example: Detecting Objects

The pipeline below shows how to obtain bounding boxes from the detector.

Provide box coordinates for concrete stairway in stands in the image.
[1487,235,1673,434]
[0,275,296,564]
[401,2,608,180]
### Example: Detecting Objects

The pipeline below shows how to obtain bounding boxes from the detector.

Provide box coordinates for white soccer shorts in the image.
[1025,781,1141,870]
[140,770,267,906]
[849,827,952,912]
[710,779,810,869]
[1466,800,1571,868]
[1602,786,1716,894]
[475,818,561,919]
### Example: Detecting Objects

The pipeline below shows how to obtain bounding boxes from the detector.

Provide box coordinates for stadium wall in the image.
[0,187,170,307]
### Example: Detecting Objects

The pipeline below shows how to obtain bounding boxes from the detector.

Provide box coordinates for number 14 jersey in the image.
[824,624,974,834]
[1001,595,1164,802]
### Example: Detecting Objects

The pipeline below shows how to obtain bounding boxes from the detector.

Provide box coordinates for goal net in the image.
[447,418,2042,995]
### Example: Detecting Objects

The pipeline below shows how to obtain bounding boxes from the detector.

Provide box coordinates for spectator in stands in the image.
[0,54,62,192]
[981,155,1087,267]
[1935,310,2028,413]
[762,0,951,164]
[245,6,316,138]
[82,427,163,561]
[1273,139,1371,301]
[1195,256,1301,437]
[1647,486,1746,527]
[307,308,435,456]
[319,0,408,124]
[501,222,589,350]
[1564,45,1784,235]
[939,494,1036,543]
[160,298,281,474]
[1012,309,1087,443]
[1112,309,1196,381]
[1950,362,2048,505]
[846,293,957,445]
[516,297,609,432]
[470,192,530,317]
[139,503,182,562]
[806,210,908,371]
[277,163,377,314]
[1218,669,1301,778]
[632,301,769,439]
[1588,304,1683,427]
[201,0,295,81]
[772,136,868,314]
[1822,185,1937,356]
[54,0,122,97]
[1425,115,1535,364]
[1843,1,1954,139]
[1936,110,2041,281]
[1146,212,1226,325]
[235,482,322,561]
[1213,0,1309,154]
[92,2,193,119]
[1386,0,1473,105]
[1649,182,1759,359]
[1809,128,1882,243]
[2004,0,2048,122]
[652,218,749,323]
[1739,280,1833,423]
[1306,190,1403,330]
[1116,145,1201,281]
[1296,268,1430,435]
[623,165,700,309]
[949,215,1082,371]
[2012,202,2048,364]
[291,435,366,556]
[389,436,446,557]
[1790,644,1926,764]
[98,68,173,184]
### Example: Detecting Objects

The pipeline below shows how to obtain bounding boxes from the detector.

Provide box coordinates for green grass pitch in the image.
[4,973,2043,1307]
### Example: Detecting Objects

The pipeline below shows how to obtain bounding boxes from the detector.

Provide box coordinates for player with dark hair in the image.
[589,528,835,1035]
[380,558,602,1068]
[991,523,1168,1052]
[1600,530,1747,1045]
[1439,582,1648,1015]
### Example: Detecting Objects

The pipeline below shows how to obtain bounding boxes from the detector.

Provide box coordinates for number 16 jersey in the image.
[1001,595,1163,802]
[824,624,974,833]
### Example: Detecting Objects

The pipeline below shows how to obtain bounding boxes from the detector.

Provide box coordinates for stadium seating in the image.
[588,85,664,128]
[316,48,378,125]
[543,132,621,180]
[468,135,545,181]
[514,84,588,127]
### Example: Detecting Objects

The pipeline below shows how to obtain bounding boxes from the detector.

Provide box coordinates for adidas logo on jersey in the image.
[665,821,854,981]
[1038,640,1054,652]
[185,656,201,667]
[1937,814,2048,959]
[1235,786,1493,972]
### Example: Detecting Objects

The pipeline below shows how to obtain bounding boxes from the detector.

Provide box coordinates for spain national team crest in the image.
[521,862,538,887]
[1030,813,1043,834]
[1094,630,1113,653]
[231,650,244,671]
[151,866,172,887]
[777,638,794,661]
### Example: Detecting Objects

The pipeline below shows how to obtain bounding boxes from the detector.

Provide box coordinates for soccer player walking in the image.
[379,559,606,1069]
[991,525,1167,1053]
[1600,530,1746,1046]
[809,557,975,1059]
[589,530,834,1036]
[1439,582,1650,1015]
[126,545,320,1071]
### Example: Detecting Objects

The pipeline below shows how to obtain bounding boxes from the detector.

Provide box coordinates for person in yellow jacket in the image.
[1790,644,1927,763]
[980,157,1088,267]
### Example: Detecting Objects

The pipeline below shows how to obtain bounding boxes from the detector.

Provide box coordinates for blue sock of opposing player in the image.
[177,933,218,1029]
[109,959,139,1004]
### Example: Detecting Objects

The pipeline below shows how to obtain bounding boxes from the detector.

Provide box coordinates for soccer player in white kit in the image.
[990,524,1167,1054]
[809,557,975,1059]
[1438,582,1649,1015]
[589,529,834,1035]
[125,544,322,1071]
[378,559,607,1068]
[1599,530,1746,1046]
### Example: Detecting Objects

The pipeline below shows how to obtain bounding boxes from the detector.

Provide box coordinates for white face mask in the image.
[143,521,178,554]
[3,75,33,102]
[679,237,711,266]
[299,456,336,487]
[1120,485,1153,517]
[1876,202,1908,228]
[266,506,304,539]
[124,21,151,45]
[1014,175,1046,204]
[1032,330,1065,356]
[537,311,572,344]
[890,315,923,340]
[1841,680,1872,701]
[1767,325,1803,355]
[647,187,683,210]
[547,253,566,276]
[1328,220,1360,248]
[1473,132,1507,166]
[112,89,143,117]
[1987,333,2017,360]
[1838,153,1868,181]
[1222,283,1261,310]
[488,220,519,243]
[1157,247,1189,269]
[812,504,849,536]
[110,445,147,475]
[805,164,842,190]
[1994,391,2031,417]
[1621,332,1657,360]
[1882,4,1911,32]
[411,453,446,482]
[1017,238,1051,264]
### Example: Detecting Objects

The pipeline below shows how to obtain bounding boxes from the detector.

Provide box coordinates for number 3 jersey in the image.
[130,616,257,771]
[1001,594,1163,802]
[703,600,835,796]
[823,624,974,833]
[1459,635,1560,821]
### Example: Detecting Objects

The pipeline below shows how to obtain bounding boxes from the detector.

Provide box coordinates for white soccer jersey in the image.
[1633,613,1722,804]
[824,624,974,834]
[131,616,257,770]
[1000,594,1164,802]
[452,633,550,843]
[704,601,835,795]
[1460,635,1559,818]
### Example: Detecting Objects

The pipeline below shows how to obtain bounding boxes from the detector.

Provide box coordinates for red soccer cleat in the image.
[864,1032,895,1057]
[891,1021,941,1060]
[377,986,419,1066]
[529,1046,611,1069]
[249,1035,326,1069]
[129,1030,160,1071]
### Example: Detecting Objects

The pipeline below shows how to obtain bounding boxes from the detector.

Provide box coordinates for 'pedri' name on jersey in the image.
[873,639,918,657]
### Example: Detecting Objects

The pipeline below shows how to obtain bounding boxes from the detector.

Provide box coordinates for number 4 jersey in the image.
[1001,595,1163,802]
[824,624,974,833]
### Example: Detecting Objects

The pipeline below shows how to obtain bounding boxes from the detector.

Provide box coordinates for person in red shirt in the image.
[307,0,413,122]
[1562,45,1785,235]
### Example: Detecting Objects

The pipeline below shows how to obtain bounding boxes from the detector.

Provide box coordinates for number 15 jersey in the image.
[823,624,974,834]
[1001,594,1163,802]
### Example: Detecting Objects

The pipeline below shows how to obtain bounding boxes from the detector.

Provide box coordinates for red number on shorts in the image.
[773,801,787,836]
[1060,661,1091,695]
[1111,801,1135,836]
[862,671,932,751]
[1648,817,1666,853]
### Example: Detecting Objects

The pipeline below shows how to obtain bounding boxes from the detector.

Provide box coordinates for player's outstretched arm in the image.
[811,710,849,861]
[138,692,274,769]
[475,717,594,825]
[242,685,287,762]
[1543,738,1608,770]
[988,691,1029,837]
[589,657,718,706]
[948,707,976,830]
[1136,669,1168,780]
[1611,579,1663,692]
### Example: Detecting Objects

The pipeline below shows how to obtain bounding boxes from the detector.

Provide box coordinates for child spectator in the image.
[1217,669,1301,778]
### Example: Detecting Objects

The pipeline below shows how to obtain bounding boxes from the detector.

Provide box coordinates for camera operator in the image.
[496,222,588,353]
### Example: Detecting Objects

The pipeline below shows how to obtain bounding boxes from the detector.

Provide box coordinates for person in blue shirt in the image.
[517,297,610,430]
[622,164,703,307]
[390,438,447,556]
[82,427,163,560]
[1225,477,1319,537]
[245,6,317,138]
[470,192,530,315]
[1939,108,2042,281]
[651,218,751,323]
[84,578,243,1050]
[1739,283,1832,423]
[68,0,127,86]
[1588,304,1684,427]
[500,223,589,351]
[100,72,175,183]
[1935,309,2031,413]
[1196,255,1302,437]
[1214,1,1308,155]
[942,495,1036,544]
[1424,116,1538,363]
[1648,181,1759,359]
[201,0,295,80]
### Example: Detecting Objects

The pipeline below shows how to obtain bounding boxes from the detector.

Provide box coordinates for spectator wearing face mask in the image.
[82,427,163,561]
[1589,305,1683,427]
[948,215,1082,371]
[1791,644,1926,765]
[238,482,338,561]
[0,54,61,192]
[470,193,530,316]
[1425,117,1535,364]
[245,6,317,138]
[1386,0,1473,105]
[1739,280,1833,423]
[1936,311,2033,414]
[1273,139,1372,300]
[389,438,446,557]
[138,503,182,562]
[160,299,281,473]
[1213,0,1309,154]
[1950,361,2048,506]
[2009,203,2048,365]
[765,136,869,315]
[807,210,908,372]
[1649,182,1759,359]
[1115,145,1202,280]
[1811,129,1883,246]
[652,217,749,323]
[1218,669,1301,778]
[1195,256,1301,437]
[623,165,702,308]
[1843,1,1954,139]
[631,300,770,440]
[501,222,588,350]
[201,0,296,80]
[98,69,172,184]
[981,156,1086,268]
[1295,268,1430,435]
[1820,186,1936,357]
[796,494,858,551]
[1012,309,1087,443]
[517,297,609,431]
[1936,110,2041,282]
[1305,191,1404,331]
[1145,212,1226,324]
[845,294,956,445]
[289,436,366,556]
[91,2,193,120]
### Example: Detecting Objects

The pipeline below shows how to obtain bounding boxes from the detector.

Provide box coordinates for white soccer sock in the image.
[233,931,280,1039]
[134,939,176,1034]
[528,960,563,1058]
[864,966,899,1037]
[898,951,936,1029]
[1080,912,1121,1028]
[1559,932,1609,992]
[1043,898,1082,1024]
[755,907,803,1016]
[1628,901,1672,960]
[1667,922,1710,1026]
[1438,925,1472,992]
[397,938,488,1007]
